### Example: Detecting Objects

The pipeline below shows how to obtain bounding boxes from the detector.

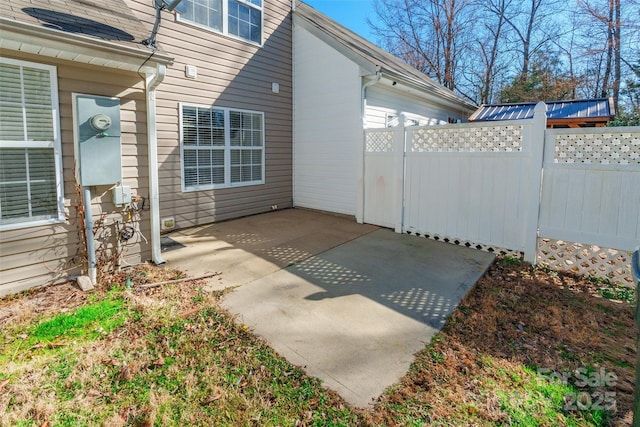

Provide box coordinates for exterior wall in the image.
[0,51,150,296]
[128,0,293,229]
[292,26,363,216]
[365,84,469,128]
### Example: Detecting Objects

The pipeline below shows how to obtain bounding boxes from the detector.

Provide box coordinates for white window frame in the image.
[0,57,64,231]
[180,103,265,192]
[176,0,264,46]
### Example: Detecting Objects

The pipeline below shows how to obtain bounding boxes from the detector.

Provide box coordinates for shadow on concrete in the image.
[167,208,496,406]
[295,228,493,328]
[169,208,494,329]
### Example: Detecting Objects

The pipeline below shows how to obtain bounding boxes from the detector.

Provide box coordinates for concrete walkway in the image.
[163,209,495,407]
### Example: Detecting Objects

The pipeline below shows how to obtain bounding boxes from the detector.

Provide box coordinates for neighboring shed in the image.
[292,2,476,219]
[469,98,616,128]
[0,0,173,295]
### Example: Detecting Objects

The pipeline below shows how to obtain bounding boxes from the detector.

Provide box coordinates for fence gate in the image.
[363,127,403,230]
[402,119,544,257]
[362,103,547,261]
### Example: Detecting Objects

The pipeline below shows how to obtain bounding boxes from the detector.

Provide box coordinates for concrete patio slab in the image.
[221,227,495,407]
[162,209,378,290]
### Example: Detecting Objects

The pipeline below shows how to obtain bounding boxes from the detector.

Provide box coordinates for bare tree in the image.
[475,0,511,103]
[371,0,473,92]
[577,0,622,109]
[495,0,561,80]
[367,0,637,107]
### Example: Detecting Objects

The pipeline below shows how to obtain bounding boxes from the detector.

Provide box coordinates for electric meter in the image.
[90,114,112,131]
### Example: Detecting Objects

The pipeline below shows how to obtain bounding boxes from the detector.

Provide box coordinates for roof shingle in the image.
[1,0,154,52]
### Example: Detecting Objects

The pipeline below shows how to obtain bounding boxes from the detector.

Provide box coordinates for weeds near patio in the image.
[0,259,636,426]
[0,265,357,426]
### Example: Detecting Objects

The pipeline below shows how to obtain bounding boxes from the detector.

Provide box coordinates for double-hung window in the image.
[0,58,63,230]
[181,105,264,191]
[176,0,263,45]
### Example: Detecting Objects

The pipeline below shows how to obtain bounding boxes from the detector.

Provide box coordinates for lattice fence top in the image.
[553,131,640,164]
[365,130,395,153]
[411,125,523,153]
[537,238,634,285]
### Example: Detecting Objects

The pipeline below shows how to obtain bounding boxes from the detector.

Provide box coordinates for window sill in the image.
[183,180,265,192]
[0,216,65,232]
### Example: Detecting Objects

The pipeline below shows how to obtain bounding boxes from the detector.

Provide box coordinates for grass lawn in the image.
[0,258,636,426]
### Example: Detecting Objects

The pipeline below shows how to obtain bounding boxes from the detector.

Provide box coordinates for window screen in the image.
[181,105,264,191]
[0,60,62,228]
[177,0,262,44]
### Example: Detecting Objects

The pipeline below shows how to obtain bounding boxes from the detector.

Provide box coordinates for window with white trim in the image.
[0,58,63,230]
[181,105,264,191]
[176,0,263,45]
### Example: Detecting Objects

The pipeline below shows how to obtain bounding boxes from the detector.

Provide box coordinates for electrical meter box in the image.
[75,94,122,186]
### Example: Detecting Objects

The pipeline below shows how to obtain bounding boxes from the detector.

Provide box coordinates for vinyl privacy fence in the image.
[363,104,640,285]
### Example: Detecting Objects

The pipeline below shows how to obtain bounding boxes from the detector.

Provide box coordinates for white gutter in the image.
[0,17,173,73]
[356,69,382,223]
[145,64,167,265]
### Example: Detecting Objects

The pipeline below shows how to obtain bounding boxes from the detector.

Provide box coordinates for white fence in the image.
[362,105,640,285]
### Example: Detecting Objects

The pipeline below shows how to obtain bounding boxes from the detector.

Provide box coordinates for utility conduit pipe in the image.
[82,186,97,284]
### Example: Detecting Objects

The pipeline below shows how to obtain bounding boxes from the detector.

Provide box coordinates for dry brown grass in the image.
[1,259,636,426]
[366,258,636,426]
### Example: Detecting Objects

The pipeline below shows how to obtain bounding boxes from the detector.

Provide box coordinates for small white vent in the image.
[185,65,197,79]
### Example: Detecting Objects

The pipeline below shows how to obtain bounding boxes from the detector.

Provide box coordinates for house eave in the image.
[293,13,377,75]
[379,72,477,113]
[0,17,174,73]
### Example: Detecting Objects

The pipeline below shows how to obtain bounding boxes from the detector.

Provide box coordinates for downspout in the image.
[361,68,382,128]
[356,69,381,223]
[145,64,167,265]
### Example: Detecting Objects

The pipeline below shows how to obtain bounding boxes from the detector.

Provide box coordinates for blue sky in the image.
[302,0,377,43]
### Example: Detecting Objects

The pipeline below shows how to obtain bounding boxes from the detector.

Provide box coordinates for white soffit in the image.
[0,17,173,73]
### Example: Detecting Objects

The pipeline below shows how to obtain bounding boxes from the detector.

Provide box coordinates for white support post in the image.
[356,129,365,224]
[394,114,406,233]
[523,102,547,263]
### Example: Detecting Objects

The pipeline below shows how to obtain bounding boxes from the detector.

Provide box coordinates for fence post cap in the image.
[534,102,547,115]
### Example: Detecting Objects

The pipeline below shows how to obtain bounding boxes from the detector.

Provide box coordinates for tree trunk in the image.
[612,0,621,111]
[600,0,614,98]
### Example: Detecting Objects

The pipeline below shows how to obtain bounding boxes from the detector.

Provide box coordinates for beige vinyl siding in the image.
[129,0,293,229]
[0,52,151,296]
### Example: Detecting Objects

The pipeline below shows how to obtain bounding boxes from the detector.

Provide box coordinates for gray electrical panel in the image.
[75,94,122,186]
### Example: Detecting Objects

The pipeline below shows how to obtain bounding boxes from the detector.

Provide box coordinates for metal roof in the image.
[293,2,476,111]
[469,98,615,122]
